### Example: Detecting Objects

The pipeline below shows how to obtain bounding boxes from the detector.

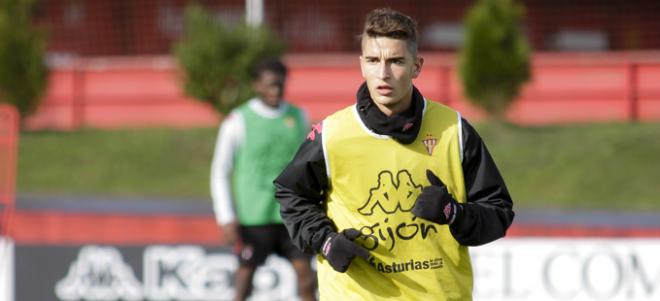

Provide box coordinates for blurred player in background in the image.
[211,57,316,301]
[274,8,514,300]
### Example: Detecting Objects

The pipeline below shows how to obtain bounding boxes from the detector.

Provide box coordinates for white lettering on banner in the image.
[56,245,298,301]
[143,245,297,300]
[471,238,660,301]
[143,245,213,300]
[53,239,660,301]
[55,246,143,301]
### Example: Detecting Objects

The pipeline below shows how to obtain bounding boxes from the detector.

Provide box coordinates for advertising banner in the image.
[15,245,297,301]
[9,238,660,301]
[471,238,660,301]
[0,237,12,301]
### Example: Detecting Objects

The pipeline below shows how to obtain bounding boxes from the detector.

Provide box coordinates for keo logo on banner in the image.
[55,246,143,300]
[55,245,298,301]
[143,245,297,300]
[143,246,222,300]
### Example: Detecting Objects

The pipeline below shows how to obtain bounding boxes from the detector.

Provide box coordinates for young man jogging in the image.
[275,8,514,300]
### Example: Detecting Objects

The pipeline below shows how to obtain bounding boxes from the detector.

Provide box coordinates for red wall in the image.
[0,105,18,239]
[8,209,660,245]
[25,52,660,131]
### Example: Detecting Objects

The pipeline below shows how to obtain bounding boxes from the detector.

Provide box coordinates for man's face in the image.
[252,70,285,108]
[360,36,423,115]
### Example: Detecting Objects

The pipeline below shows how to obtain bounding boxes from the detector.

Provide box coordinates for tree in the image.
[0,0,49,118]
[174,4,285,115]
[459,0,530,119]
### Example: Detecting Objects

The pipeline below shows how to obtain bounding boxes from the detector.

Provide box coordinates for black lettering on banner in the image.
[158,261,186,288]
[630,253,660,296]
[542,248,660,299]
[582,251,623,299]
[543,251,579,299]
[544,250,626,299]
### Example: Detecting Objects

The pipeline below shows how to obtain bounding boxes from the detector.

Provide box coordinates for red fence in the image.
[25,52,660,130]
[25,57,220,130]
[7,209,660,245]
[36,0,660,55]
[0,104,18,236]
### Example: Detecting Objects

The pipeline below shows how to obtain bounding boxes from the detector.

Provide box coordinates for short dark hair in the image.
[249,57,288,80]
[361,8,418,55]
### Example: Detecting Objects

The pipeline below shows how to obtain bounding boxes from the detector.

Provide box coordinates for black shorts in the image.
[237,224,310,266]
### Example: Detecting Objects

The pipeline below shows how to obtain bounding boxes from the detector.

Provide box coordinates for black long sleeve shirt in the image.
[274,86,514,254]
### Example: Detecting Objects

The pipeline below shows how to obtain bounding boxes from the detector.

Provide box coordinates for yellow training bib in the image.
[319,100,472,301]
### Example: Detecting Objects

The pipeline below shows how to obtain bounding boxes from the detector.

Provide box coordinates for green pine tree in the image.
[459,0,530,120]
[174,4,285,115]
[0,0,49,118]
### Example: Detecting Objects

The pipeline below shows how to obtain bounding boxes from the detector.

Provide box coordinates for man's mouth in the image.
[376,85,393,95]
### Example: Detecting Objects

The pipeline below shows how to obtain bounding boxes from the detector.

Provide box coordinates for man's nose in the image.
[271,84,283,96]
[378,62,391,79]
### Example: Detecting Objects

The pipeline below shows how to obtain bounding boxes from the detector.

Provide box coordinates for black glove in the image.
[320,228,370,273]
[412,170,462,225]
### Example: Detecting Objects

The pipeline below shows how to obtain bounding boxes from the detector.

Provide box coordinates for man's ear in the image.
[412,56,424,78]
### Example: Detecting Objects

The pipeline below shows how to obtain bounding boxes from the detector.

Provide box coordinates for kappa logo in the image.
[443,203,453,220]
[357,170,423,216]
[306,123,322,141]
[55,246,143,301]
[55,245,298,301]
